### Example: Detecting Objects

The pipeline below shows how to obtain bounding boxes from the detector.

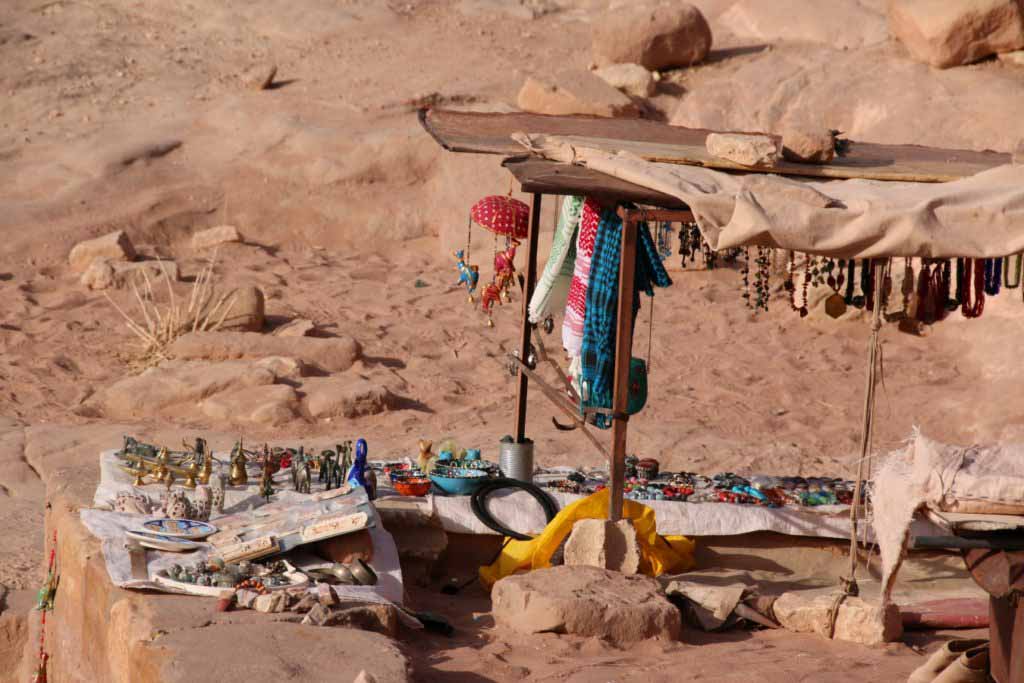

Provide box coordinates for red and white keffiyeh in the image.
[562,198,600,358]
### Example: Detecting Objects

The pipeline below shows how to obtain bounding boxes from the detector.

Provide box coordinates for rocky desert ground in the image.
[2,0,1024,680]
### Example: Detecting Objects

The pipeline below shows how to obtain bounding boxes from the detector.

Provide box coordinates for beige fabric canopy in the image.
[514,133,1024,260]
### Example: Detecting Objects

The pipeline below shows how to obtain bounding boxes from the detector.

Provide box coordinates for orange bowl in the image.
[394,477,432,496]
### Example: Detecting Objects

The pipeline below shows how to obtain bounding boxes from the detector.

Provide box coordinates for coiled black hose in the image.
[470,478,559,541]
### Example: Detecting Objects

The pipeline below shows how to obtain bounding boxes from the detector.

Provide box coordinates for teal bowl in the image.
[430,468,488,496]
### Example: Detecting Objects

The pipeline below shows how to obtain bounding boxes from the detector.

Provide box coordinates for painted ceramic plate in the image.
[142,518,217,539]
[126,529,203,552]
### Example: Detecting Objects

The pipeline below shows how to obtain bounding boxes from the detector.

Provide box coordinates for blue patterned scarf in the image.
[580,205,671,429]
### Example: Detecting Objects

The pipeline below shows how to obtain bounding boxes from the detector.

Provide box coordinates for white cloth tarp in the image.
[85,451,403,604]
[873,431,1024,603]
[514,133,1024,259]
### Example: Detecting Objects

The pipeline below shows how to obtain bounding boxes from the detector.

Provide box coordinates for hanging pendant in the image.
[825,293,847,318]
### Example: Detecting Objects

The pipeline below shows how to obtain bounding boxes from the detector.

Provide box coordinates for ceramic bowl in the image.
[429,468,488,496]
[126,529,203,552]
[393,476,432,496]
[142,518,217,540]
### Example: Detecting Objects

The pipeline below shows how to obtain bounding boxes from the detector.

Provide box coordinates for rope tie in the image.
[843,258,886,604]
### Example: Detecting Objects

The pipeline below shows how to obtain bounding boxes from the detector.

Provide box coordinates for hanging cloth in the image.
[580,204,672,429]
[528,196,583,324]
[562,198,601,357]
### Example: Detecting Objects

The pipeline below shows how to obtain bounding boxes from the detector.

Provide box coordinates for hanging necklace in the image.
[799,253,811,317]
[855,259,871,310]
[961,258,985,318]
[824,258,847,318]
[741,248,751,308]
[983,258,1002,296]
[784,252,798,313]
[844,259,857,306]
[940,260,956,313]
[754,247,771,312]
[1004,254,1022,289]
[901,258,915,318]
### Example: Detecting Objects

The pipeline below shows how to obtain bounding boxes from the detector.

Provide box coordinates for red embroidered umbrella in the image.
[470,195,530,239]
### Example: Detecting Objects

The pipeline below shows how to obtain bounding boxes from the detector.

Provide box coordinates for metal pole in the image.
[513,193,542,443]
[609,208,638,522]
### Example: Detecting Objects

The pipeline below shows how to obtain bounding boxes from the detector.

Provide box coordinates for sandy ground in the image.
[2,0,1024,678]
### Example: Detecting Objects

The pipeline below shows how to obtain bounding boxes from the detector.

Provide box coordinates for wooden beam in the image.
[609,208,639,522]
[513,193,542,443]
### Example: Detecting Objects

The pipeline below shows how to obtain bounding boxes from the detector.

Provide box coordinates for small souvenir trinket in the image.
[454,249,480,302]
[228,440,248,487]
[825,292,847,319]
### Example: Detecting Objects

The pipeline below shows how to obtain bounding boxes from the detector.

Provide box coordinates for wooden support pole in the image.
[609,208,639,522]
[513,193,542,443]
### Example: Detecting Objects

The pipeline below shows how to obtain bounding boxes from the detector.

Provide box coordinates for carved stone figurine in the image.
[114,490,157,515]
[162,489,193,520]
[193,485,213,521]
[210,474,226,515]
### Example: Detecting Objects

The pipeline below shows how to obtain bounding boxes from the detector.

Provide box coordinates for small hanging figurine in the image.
[468,194,529,326]
[453,249,480,302]
[494,238,520,303]
[480,282,502,327]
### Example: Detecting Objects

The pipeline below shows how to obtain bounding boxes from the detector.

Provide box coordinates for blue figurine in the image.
[453,250,480,302]
[347,438,376,500]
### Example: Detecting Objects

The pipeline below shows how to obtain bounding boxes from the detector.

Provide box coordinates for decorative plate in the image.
[142,518,217,539]
[126,529,203,553]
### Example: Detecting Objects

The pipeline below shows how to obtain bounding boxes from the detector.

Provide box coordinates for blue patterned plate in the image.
[142,518,217,539]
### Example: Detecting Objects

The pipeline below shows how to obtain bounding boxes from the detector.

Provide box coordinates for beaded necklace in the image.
[960,258,985,318]
[983,258,1002,296]
[844,259,856,305]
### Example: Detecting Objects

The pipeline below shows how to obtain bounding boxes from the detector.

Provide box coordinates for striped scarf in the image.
[528,196,583,323]
[562,198,601,358]
[580,205,672,429]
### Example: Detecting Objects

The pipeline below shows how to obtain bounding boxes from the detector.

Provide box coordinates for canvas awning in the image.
[421,109,1024,259]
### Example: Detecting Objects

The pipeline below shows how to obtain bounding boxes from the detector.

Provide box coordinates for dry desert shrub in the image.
[105,254,236,368]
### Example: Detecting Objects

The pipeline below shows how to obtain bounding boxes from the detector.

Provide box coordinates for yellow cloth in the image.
[479,488,695,588]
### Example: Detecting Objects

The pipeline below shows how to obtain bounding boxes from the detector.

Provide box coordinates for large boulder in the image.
[68,230,136,271]
[99,360,276,419]
[517,70,640,118]
[168,331,362,373]
[719,0,887,50]
[491,565,681,645]
[889,0,1024,68]
[199,383,299,426]
[592,1,712,71]
[301,377,398,419]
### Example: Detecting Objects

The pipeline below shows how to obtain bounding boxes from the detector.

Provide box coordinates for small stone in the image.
[781,128,835,165]
[68,230,136,271]
[593,63,656,98]
[191,225,242,250]
[80,258,116,290]
[215,286,265,332]
[317,583,337,607]
[564,519,641,574]
[302,602,336,626]
[273,318,316,337]
[235,589,259,609]
[706,132,780,167]
[517,70,639,118]
[353,671,377,683]
[254,591,288,613]
[254,356,304,380]
[591,1,712,71]
[216,590,234,612]
[242,63,277,90]
[291,593,319,614]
